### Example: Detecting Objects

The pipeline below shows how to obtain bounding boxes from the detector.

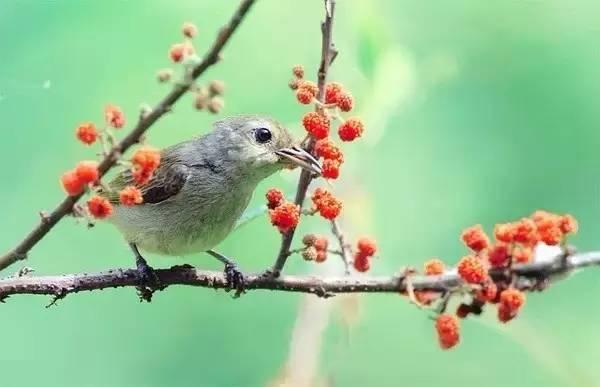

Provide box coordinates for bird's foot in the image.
[224,263,246,298]
[135,259,163,302]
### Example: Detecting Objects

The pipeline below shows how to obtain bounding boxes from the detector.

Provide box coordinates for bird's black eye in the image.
[254,127,272,143]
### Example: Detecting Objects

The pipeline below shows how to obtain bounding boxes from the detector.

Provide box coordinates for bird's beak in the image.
[276,145,322,176]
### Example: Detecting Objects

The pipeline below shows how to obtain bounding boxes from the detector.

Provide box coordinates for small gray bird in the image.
[103,115,321,290]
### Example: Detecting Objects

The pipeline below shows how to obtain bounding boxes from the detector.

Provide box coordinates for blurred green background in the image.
[1,0,600,386]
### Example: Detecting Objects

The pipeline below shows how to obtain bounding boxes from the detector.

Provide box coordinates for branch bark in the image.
[2,249,597,303]
[0,0,257,273]
[271,0,337,276]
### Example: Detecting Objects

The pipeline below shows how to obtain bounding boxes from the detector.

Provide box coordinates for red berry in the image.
[337,92,353,112]
[353,252,370,272]
[104,104,125,129]
[75,122,98,145]
[315,250,327,263]
[60,170,84,196]
[132,167,153,185]
[314,139,344,163]
[461,224,490,252]
[457,255,488,284]
[500,288,525,312]
[119,186,143,206]
[269,202,300,233]
[513,218,538,245]
[302,112,330,139]
[513,246,533,263]
[132,147,161,173]
[265,188,284,209]
[296,88,313,104]
[338,118,364,142]
[75,161,99,185]
[357,237,377,257]
[487,243,509,267]
[325,82,343,104]
[298,80,318,97]
[424,258,445,275]
[321,159,340,179]
[494,223,515,243]
[435,314,460,350]
[313,236,328,251]
[87,195,113,219]
[559,214,578,234]
[311,188,342,220]
[476,281,498,303]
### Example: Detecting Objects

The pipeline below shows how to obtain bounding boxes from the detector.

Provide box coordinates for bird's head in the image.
[210,115,322,180]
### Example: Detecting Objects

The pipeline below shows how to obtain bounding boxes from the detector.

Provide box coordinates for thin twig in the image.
[1,249,597,302]
[271,0,337,276]
[330,219,351,273]
[0,0,257,273]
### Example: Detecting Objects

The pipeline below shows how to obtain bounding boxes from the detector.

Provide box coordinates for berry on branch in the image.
[75,161,99,185]
[424,258,445,275]
[269,202,300,233]
[104,104,125,129]
[435,314,460,350]
[265,188,284,210]
[457,255,488,284]
[119,186,144,206]
[461,224,490,252]
[87,195,113,219]
[61,170,84,196]
[75,122,98,145]
[302,111,330,139]
[338,118,364,142]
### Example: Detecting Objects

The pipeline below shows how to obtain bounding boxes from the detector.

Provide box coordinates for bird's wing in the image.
[103,157,191,205]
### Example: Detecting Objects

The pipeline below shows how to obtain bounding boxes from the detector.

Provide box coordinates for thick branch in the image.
[2,250,598,302]
[271,0,337,275]
[0,0,257,273]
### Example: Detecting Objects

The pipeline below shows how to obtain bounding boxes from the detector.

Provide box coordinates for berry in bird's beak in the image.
[275,146,322,176]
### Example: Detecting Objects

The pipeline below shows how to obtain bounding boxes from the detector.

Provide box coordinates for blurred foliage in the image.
[1,1,600,386]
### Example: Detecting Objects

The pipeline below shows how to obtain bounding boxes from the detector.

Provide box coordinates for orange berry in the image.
[499,288,525,312]
[497,304,516,323]
[338,118,364,142]
[424,258,445,275]
[119,186,143,206]
[435,314,460,350]
[75,122,98,145]
[357,237,377,257]
[559,214,578,234]
[302,111,330,139]
[265,188,284,210]
[169,43,186,62]
[132,147,161,173]
[494,223,515,243]
[298,80,318,97]
[60,170,84,196]
[414,291,440,306]
[476,281,498,303]
[535,214,562,246]
[269,202,300,233]
[315,250,327,263]
[513,246,533,263]
[74,161,99,185]
[311,188,342,220]
[457,255,488,284]
[337,92,353,112]
[104,104,125,129]
[296,88,313,104]
[513,218,538,245]
[324,82,344,104]
[132,167,153,185]
[353,252,370,272]
[321,159,340,179]
[314,138,344,163]
[292,64,304,79]
[461,224,490,252]
[182,22,197,38]
[313,236,328,251]
[87,195,113,219]
[487,243,509,267]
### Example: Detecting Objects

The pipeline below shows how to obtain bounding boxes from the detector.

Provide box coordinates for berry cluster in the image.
[158,22,225,114]
[423,210,578,350]
[267,189,300,233]
[289,65,365,180]
[265,65,377,274]
[64,105,156,220]
[301,234,329,263]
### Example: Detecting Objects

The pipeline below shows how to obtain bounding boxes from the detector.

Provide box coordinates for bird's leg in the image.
[206,250,245,297]
[129,243,160,289]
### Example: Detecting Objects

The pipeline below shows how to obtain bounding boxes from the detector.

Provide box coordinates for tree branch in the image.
[0,0,257,273]
[2,249,597,303]
[271,0,337,276]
